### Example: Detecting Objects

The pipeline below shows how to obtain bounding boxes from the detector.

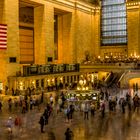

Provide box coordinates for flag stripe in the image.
[0,27,7,31]
[0,39,7,42]
[0,47,7,49]
[0,24,7,27]
[0,35,7,38]
[0,27,7,30]
[0,42,7,44]
[0,31,7,34]
[0,44,6,45]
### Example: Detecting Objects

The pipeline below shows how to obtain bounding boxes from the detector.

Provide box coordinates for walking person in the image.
[30,98,33,110]
[65,128,74,140]
[41,91,44,103]
[101,101,105,118]
[6,117,14,134]
[50,94,54,105]
[121,99,126,114]
[69,104,74,122]
[14,115,22,128]
[90,102,95,116]
[64,107,69,123]
[0,101,2,112]
[39,114,46,133]
[14,115,22,136]
[8,98,12,112]
[22,100,26,113]
[84,102,89,120]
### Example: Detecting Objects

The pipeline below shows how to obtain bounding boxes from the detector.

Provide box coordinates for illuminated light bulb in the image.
[77,87,80,90]
[82,87,85,90]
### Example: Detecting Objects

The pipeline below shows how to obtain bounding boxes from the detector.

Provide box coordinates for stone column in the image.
[127,6,139,56]
[34,5,46,64]
[45,3,54,63]
[34,4,54,64]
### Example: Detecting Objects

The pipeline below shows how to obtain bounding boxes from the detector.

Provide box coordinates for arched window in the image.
[101,0,127,46]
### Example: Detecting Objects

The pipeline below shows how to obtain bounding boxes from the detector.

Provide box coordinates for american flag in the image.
[0,24,7,49]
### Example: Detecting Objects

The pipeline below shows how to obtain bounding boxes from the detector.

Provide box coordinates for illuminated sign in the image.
[23,64,79,76]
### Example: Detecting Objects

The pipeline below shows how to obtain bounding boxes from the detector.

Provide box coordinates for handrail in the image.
[105,73,111,82]
[118,71,126,83]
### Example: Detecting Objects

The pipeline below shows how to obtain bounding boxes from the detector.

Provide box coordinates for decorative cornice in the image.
[127,1,140,6]
[126,1,140,10]
[46,0,99,14]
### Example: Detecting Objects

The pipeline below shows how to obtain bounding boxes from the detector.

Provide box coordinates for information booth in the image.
[66,90,99,100]
[65,90,101,110]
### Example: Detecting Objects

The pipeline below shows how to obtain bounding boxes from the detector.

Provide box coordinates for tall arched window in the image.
[101,0,127,46]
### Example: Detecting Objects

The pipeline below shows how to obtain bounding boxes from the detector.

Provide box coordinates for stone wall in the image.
[0,0,140,91]
[127,4,140,56]
[0,0,20,90]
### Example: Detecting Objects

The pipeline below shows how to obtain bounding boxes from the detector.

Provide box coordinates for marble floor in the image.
[0,103,140,140]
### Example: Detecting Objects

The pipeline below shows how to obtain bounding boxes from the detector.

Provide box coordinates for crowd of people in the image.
[0,89,140,140]
[37,90,140,140]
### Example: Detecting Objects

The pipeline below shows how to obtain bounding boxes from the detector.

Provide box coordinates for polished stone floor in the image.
[0,101,140,140]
